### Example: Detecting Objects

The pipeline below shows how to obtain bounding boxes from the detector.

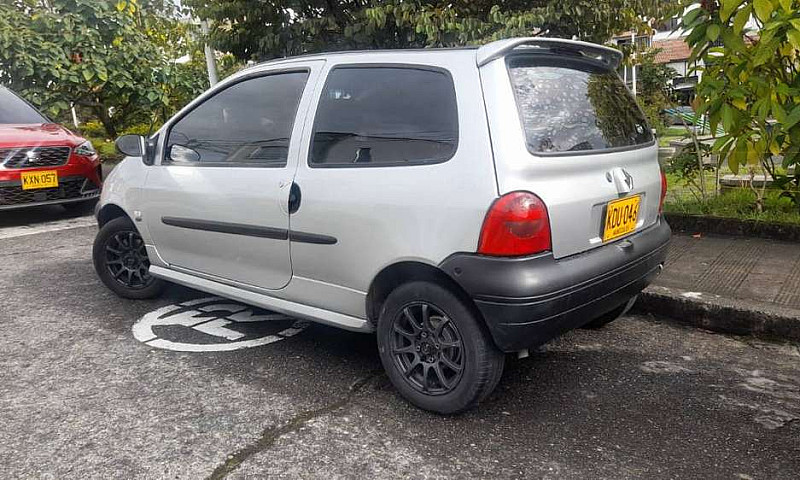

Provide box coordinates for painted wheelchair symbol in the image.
[132,297,308,352]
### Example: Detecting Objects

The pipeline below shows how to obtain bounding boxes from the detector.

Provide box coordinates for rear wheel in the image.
[93,216,165,299]
[377,281,504,414]
[582,296,638,329]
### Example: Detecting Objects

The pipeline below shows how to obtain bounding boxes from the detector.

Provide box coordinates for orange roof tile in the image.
[653,38,691,62]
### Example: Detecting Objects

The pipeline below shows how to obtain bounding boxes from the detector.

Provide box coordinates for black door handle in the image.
[288,182,301,214]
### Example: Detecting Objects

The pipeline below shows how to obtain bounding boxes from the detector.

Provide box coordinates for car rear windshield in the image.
[507,56,652,154]
[0,88,47,124]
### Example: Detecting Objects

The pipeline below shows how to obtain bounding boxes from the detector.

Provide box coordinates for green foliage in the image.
[773,172,800,206]
[666,142,716,202]
[682,0,800,210]
[0,0,210,138]
[76,121,109,140]
[639,100,667,136]
[635,49,678,136]
[586,73,649,144]
[668,142,714,179]
[665,176,800,225]
[187,1,680,61]
[637,51,678,99]
[78,120,161,162]
[94,138,123,163]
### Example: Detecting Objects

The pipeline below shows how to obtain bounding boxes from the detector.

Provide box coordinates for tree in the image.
[636,49,678,136]
[683,0,800,211]
[186,0,680,62]
[0,0,207,138]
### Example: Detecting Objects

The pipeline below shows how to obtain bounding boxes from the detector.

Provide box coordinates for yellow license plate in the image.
[603,195,641,242]
[21,170,59,190]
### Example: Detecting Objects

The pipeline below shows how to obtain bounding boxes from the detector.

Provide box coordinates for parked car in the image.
[94,38,670,414]
[0,87,102,211]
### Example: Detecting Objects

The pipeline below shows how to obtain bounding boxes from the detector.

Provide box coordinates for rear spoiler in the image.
[476,37,623,69]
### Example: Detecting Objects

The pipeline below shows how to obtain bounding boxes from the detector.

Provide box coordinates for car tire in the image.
[62,199,97,214]
[582,296,638,329]
[93,216,165,299]
[377,281,504,415]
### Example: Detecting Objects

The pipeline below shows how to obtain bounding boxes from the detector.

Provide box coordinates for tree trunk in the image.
[93,105,117,139]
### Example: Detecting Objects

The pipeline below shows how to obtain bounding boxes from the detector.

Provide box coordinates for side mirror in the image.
[169,144,201,163]
[115,134,145,157]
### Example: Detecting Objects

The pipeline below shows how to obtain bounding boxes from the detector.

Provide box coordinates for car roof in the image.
[241,37,621,72]
[242,46,479,71]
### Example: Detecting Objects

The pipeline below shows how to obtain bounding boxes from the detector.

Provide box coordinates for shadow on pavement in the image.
[0,204,92,228]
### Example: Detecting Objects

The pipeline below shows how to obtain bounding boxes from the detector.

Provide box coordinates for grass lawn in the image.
[664,173,800,225]
[658,127,692,147]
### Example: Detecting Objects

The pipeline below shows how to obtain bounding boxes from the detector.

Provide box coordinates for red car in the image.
[0,87,102,211]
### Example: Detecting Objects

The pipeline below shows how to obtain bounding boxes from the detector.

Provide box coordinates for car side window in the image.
[165,71,309,167]
[309,66,458,167]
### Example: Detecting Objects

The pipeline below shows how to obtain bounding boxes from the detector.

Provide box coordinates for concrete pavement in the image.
[0,218,798,479]
[640,233,800,340]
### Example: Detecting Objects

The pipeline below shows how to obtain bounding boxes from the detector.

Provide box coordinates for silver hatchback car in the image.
[94,38,670,414]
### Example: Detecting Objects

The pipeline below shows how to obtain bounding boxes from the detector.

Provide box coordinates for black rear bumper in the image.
[440,218,671,352]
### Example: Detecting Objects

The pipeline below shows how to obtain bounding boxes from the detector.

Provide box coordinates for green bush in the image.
[75,121,160,163]
[665,183,800,225]
[94,139,121,163]
[120,123,159,136]
[635,49,677,138]
[639,99,669,137]
[77,121,109,140]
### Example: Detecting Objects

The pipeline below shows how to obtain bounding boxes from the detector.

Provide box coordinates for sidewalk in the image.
[636,233,800,340]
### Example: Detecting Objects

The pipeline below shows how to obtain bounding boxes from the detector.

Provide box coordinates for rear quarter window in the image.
[309,66,458,167]
[507,56,652,155]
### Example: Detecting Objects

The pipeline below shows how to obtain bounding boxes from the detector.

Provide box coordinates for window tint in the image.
[310,67,458,167]
[166,71,308,166]
[0,88,47,124]
[507,56,652,154]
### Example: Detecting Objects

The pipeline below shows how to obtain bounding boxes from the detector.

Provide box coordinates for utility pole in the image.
[630,31,637,97]
[70,104,79,128]
[201,20,219,87]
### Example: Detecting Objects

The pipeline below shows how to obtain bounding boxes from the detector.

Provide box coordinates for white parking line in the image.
[0,215,96,240]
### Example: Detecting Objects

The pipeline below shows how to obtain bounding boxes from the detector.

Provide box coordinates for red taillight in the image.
[478,191,551,257]
[659,170,668,213]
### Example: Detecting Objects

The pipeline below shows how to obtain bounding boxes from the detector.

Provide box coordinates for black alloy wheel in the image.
[104,230,152,289]
[390,302,465,395]
[377,281,505,414]
[93,216,165,299]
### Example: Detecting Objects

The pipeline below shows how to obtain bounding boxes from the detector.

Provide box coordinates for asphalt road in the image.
[1,210,799,479]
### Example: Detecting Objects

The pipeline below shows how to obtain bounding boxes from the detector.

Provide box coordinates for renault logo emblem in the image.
[609,168,635,194]
[622,169,634,190]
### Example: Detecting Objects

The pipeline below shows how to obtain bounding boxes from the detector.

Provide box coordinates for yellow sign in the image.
[603,195,641,242]
[21,170,59,190]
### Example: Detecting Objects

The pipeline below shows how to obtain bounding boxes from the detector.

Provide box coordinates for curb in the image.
[634,285,800,342]
[665,212,800,243]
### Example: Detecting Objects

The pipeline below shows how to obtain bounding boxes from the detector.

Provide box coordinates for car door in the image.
[140,62,323,290]
[284,58,498,319]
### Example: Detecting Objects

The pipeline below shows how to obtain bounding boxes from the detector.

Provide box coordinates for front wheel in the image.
[93,216,165,299]
[377,281,504,414]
